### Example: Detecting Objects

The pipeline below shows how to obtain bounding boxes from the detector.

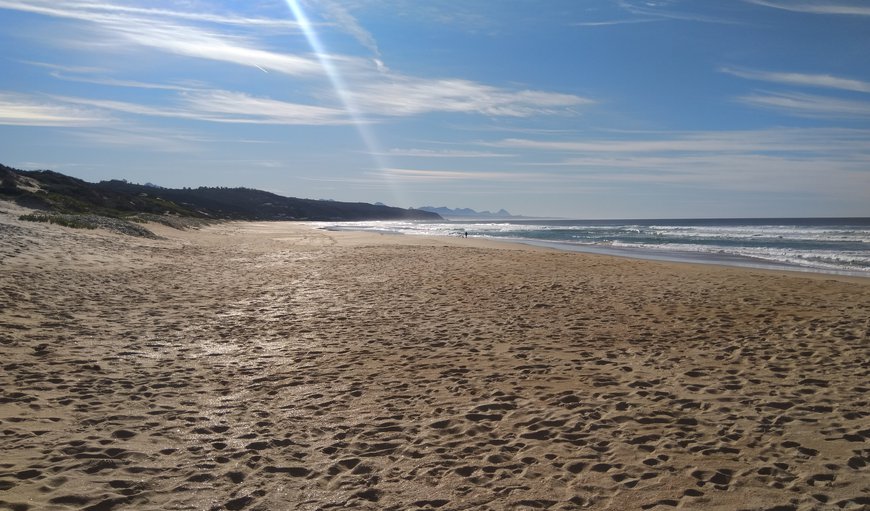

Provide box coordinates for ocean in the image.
[314,217,870,277]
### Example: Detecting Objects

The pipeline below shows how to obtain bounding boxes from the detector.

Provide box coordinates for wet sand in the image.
[1,202,869,511]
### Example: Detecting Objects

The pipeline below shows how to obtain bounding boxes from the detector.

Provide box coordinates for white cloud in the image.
[333,1,495,33]
[304,0,381,57]
[32,69,590,126]
[617,0,741,24]
[383,148,514,158]
[535,154,867,194]
[746,0,870,16]
[489,128,870,194]
[378,168,554,182]
[573,18,661,27]
[738,91,870,118]
[0,0,322,76]
[0,0,303,29]
[0,92,107,126]
[348,76,592,118]
[71,127,212,152]
[52,90,353,125]
[104,20,322,76]
[4,1,592,121]
[32,67,199,92]
[489,128,870,153]
[20,61,107,74]
[721,67,870,93]
[181,90,352,125]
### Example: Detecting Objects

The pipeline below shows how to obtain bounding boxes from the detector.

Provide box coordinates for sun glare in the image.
[283,0,404,205]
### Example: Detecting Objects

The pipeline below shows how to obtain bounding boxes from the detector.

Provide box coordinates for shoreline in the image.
[496,237,870,279]
[2,213,869,510]
[320,223,870,282]
[316,218,870,279]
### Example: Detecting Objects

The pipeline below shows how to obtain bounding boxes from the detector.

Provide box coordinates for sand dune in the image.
[1,203,868,511]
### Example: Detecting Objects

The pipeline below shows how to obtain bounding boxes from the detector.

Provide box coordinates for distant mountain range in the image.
[418,206,517,219]
[0,164,441,222]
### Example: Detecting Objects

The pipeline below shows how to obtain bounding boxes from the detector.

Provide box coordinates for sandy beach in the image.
[1,202,869,511]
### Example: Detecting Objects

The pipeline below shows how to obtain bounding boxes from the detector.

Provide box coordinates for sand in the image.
[1,202,869,511]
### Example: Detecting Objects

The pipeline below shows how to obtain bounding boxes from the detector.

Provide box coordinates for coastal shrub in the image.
[19,213,157,237]
[19,213,96,229]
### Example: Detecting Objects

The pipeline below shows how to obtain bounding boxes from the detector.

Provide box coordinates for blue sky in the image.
[1,0,868,218]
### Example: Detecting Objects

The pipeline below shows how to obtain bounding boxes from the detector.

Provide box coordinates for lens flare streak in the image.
[283,0,404,203]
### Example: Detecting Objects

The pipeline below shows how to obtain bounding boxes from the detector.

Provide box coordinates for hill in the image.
[0,164,440,222]
[419,206,515,219]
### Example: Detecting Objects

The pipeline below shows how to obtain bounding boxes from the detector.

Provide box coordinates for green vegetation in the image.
[16,212,159,237]
[18,213,96,229]
[1,163,441,222]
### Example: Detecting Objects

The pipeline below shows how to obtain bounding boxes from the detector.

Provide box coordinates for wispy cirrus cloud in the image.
[617,0,742,24]
[523,155,867,193]
[573,18,661,27]
[18,60,355,126]
[52,90,353,125]
[0,0,303,29]
[304,0,381,58]
[71,126,214,153]
[116,24,321,76]
[20,61,107,75]
[490,128,870,193]
[182,90,352,125]
[382,148,514,158]
[24,60,592,127]
[737,91,870,118]
[333,1,495,34]
[0,0,322,76]
[348,77,592,118]
[487,128,870,153]
[0,92,107,126]
[745,0,870,16]
[25,61,200,92]
[377,168,553,183]
[39,72,589,125]
[3,1,591,122]
[721,67,870,93]
[347,127,868,193]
